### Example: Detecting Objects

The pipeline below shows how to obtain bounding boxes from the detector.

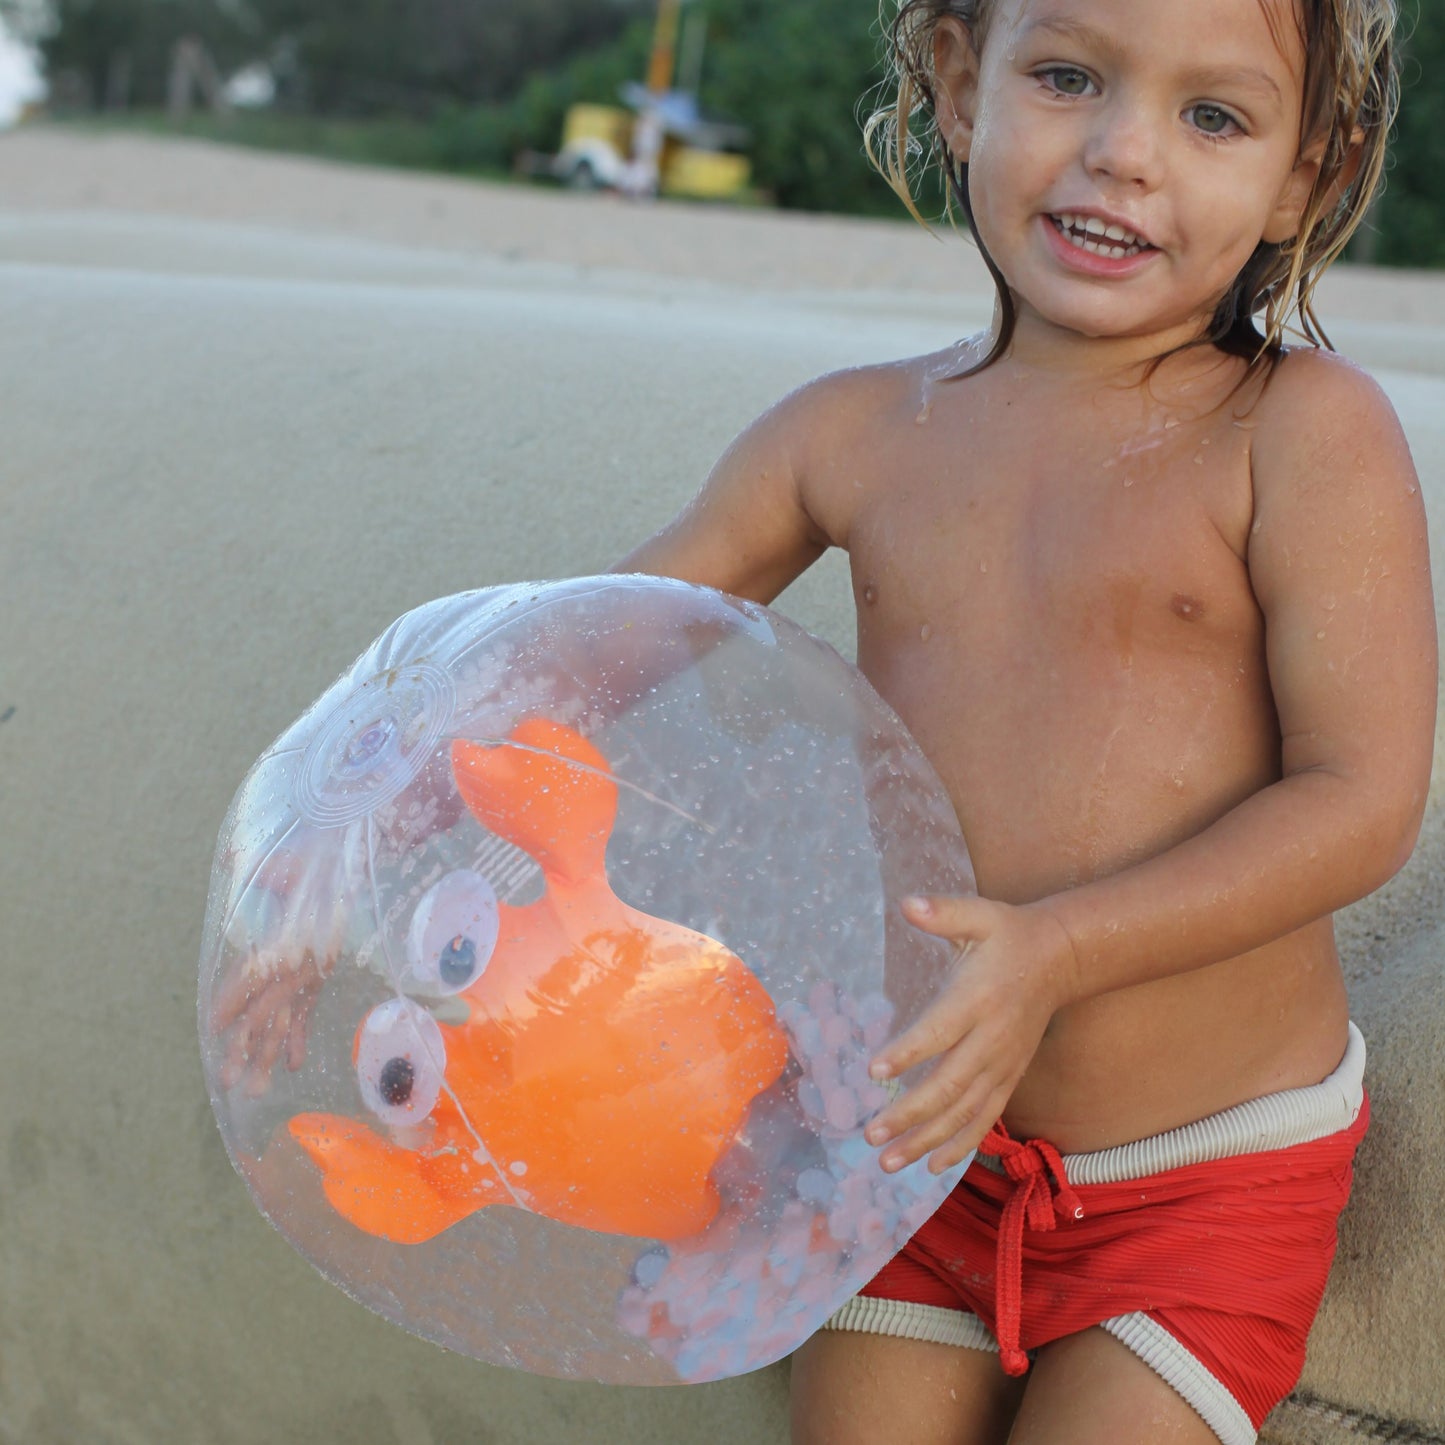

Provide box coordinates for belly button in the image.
[1171,593,1205,622]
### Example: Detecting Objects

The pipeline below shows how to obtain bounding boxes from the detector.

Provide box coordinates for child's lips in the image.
[1040,213,1160,277]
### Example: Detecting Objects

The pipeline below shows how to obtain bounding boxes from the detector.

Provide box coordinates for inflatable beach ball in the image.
[198,575,975,1384]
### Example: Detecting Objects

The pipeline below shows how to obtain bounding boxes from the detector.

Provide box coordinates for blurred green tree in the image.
[1370,1,1445,268]
[212,0,649,115]
[13,0,254,108]
[698,0,897,215]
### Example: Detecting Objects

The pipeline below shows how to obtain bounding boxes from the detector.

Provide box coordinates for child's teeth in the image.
[1057,210,1144,251]
[1053,213,1144,258]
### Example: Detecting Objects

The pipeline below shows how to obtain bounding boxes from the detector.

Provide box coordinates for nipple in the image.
[1170,594,1205,622]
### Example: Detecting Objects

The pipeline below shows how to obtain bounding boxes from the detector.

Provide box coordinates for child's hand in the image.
[210,949,328,1097]
[864,896,1078,1174]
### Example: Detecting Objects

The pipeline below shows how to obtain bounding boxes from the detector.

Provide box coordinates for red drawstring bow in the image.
[978,1123,1085,1375]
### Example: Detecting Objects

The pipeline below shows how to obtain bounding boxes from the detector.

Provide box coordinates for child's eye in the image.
[1039,67,1095,98]
[1186,103,1240,138]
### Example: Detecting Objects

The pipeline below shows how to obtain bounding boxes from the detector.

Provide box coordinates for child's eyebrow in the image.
[1018,16,1284,108]
[1179,65,1285,108]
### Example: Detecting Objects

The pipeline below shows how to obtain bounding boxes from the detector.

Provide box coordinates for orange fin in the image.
[289,1112,493,1245]
[451,719,617,884]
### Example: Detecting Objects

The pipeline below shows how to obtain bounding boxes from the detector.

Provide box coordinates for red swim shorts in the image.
[826,1024,1369,1445]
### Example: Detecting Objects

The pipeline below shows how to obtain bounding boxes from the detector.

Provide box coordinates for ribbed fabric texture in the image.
[972,1023,1365,1186]
[1101,1313,1255,1445]
[840,1028,1369,1443]
[826,1296,999,1352]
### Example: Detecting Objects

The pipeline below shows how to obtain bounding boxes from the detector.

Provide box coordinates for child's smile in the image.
[942,0,1321,359]
[1041,208,1159,275]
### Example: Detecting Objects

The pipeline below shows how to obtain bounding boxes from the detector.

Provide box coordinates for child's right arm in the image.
[611,378,844,598]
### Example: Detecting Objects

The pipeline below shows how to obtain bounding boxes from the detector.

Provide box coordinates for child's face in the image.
[938,0,1321,351]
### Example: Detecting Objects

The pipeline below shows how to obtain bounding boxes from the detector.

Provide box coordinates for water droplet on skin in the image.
[919,623,933,643]
[979,560,988,573]
[915,399,934,425]
[863,584,878,605]
[1316,630,1327,640]
[1122,477,1134,488]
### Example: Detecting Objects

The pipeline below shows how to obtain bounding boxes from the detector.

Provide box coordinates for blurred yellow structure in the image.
[561,103,632,157]
[537,0,751,201]
[558,102,751,200]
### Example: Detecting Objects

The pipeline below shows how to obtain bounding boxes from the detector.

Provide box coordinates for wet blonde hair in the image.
[864,0,1400,376]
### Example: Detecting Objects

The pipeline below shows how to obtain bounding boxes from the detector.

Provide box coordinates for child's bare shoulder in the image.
[1249,346,1415,492]
[776,348,965,518]
[773,352,938,449]
[1244,345,1425,628]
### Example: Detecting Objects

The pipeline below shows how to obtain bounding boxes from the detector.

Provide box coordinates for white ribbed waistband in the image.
[978,1022,1366,1187]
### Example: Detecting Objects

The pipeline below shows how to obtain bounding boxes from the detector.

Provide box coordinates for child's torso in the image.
[810,347,1349,1151]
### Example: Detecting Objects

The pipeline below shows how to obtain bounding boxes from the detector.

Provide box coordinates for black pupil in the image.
[378,1056,415,1106]
[439,934,477,986]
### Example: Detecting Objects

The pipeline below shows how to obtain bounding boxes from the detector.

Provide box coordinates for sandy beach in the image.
[3,127,1444,1445]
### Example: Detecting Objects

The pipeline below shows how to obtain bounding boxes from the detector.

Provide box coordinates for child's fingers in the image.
[209,964,259,1033]
[219,1024,251,1089]
[870,959,986,1080]
[244,1001,291,1097]
[900,893,992,942]
[868,895,991,1078]
[866,1037,985,1147]
[870,1004,968,1083]
[878,1074,999,1173]
[284,1010,309,1073]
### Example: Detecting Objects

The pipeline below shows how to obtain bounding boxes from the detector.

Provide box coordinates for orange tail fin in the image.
[289,1113,499,1244]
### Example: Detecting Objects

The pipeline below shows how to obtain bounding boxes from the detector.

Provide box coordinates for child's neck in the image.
[1002,300,1223,388]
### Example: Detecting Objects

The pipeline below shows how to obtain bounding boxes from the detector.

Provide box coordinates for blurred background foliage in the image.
[1,0,1438,264]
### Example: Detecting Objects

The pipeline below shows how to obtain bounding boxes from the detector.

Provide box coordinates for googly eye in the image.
[355,998,445,1127]
[405,869,499,996]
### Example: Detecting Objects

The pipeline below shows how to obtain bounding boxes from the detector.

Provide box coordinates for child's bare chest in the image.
[839,384,1275,897]
[851,395,1256,651]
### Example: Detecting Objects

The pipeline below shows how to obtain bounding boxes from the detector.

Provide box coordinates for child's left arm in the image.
[868,354,1437,1173]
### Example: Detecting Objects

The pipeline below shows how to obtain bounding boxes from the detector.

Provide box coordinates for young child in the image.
[212,0,1435,1439]
[608,0,1435,1439]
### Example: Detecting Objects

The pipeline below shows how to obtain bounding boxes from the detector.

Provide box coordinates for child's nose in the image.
[1083,101,1165,191]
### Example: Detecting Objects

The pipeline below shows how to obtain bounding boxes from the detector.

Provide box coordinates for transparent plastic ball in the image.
[198,576,975,1383]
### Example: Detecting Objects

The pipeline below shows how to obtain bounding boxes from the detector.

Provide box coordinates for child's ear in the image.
[1263,128,1364,244]
[933,17,982,166]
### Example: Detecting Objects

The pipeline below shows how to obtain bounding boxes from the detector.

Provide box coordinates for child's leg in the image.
[1009,1329,1218,1445]
[789,1330,1026,1445]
